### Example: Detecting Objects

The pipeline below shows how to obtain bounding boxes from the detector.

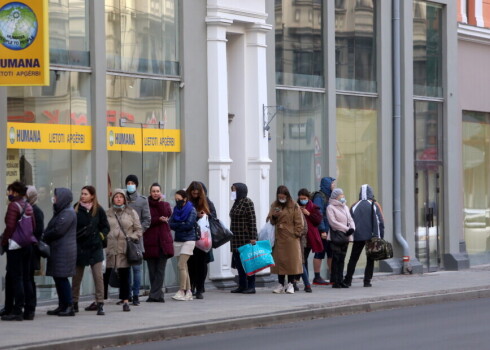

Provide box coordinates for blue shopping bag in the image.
[238,240,275,276]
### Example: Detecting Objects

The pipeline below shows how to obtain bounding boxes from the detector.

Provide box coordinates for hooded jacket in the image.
[350,184,385,241]
[313,176,335,233]
[229,183,257,251]
[43,188,77,278]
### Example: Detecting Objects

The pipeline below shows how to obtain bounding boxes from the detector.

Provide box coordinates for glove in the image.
[346,228,354,236]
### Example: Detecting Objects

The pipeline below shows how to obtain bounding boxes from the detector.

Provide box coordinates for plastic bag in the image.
[195,215,212,252]
[258,222,275,248]
[209,216,233,249]
[238,240,275,276]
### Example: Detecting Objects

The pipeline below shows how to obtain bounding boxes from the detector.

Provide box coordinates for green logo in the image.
[9,126,15,144]
[109,130,114,146]
[0,2,38,50]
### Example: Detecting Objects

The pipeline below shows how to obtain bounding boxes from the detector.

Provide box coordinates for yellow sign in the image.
[6,122,92,150]
[0,0,49,86]
[107,127,181,152]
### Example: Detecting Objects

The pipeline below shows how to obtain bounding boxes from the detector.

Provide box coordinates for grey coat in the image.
[350,185,385,241]
[126,191,151,232]
[43,188,77,278]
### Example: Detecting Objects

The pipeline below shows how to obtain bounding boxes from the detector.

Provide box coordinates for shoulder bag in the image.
[115,213,143,266]
[365,201,393,260]
[11,202,37,248]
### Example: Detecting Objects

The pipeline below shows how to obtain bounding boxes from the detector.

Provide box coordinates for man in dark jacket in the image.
[311,176,336,285]
[343,184,385,288]
[125,174,151,305]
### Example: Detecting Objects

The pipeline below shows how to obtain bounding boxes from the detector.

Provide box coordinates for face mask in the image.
[339,198,346,204]
[127,184,136,194]
[278,198,287,204]
[299,199,308,206]
[7,194,15,202]
[51,197,56,204]
[230,191,237,201]
[176,200,185,208]
[113,204,125,209]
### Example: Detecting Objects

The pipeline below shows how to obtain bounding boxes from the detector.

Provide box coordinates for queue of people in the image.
[0,176,385,321]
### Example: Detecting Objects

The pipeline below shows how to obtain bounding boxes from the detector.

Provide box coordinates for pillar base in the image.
[379,258,423,274]
[443,253,470,270]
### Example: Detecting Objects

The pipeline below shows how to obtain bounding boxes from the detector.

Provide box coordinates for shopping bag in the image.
[195,215,212,252]
[238,240,275,276]
[209,216,233,249]
[258,222,275,248]
[365,237,393,260]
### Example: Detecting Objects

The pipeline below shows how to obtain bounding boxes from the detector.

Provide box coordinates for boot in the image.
[132,295,140,306]
[97,302,105,316]
[47,306,62,315]
[58,305,75,317]
[73,302,79,313]
[1,313,23,321]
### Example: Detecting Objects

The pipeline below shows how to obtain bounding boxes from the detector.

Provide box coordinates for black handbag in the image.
[36,240,50,258]
[209,215,233,249]
[109,268,120,288]
[115,214,143,266]
[330,230,349,245]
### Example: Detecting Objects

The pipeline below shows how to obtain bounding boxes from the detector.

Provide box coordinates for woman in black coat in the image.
[72,186,110,315]
[43,188,77,317]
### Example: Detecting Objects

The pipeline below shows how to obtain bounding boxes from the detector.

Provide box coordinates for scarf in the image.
[172,200,193,222]
[79,201,93,211]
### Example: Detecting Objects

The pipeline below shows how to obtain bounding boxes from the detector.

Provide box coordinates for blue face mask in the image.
[127,184,136,194]
[113,204,125,209]
[299,199,308,206]
[339,197,346,204]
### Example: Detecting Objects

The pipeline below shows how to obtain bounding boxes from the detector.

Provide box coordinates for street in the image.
[112,297,490,350]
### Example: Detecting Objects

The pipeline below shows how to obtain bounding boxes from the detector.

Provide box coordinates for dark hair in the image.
[175,190,187,199]
[75,185,99,216]
[7,181,27,196]
[276,185,292,203]
[150,182,161,192]
[297,188,311,199]
[186,181,210,214]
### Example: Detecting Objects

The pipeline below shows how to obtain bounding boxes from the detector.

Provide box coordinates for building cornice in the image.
[458,23,490,45]
[207,5,268,22]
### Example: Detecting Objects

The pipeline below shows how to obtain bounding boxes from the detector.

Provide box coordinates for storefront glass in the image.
[463,111,490,264]
[105,0,179,75]
[335,0,377,93]
[49,0,90,66]
[275,0,323,88]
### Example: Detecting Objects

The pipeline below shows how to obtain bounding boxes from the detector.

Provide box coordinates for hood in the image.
[112,188,128,204]
[320,177,336,198]
[26,185,38,205]
[233,183,248,201]
[359,184,375,200]
[54,188,73,213]
[199,182,208,195]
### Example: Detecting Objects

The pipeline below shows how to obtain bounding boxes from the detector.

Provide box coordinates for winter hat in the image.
[330,188,343,200]
[26,185,38,205]
[125,174,139,187]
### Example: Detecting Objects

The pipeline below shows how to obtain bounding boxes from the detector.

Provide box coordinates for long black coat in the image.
[43,188,77,278]
[75,204,110,266]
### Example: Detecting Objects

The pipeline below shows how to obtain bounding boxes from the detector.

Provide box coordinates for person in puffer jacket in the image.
[343,184,385,288]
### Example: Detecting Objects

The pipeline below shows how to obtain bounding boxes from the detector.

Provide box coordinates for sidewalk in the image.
[2,265,490,350]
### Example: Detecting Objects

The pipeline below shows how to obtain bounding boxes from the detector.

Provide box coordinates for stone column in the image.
[205,17,235,284]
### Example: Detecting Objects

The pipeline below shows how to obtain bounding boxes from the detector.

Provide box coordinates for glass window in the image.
[105,0,179,75]
[276,90,325,192]
[463,111,490,263]
[413,1,443,97]
[275,0,324,88]
[335,0,376,92]
[336,95,378,204]
[49,0,90,66]
[414,100,442,162]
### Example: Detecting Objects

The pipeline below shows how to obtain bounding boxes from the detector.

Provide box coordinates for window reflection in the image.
[335,0,376,92]
[105,0,179,75]
[413,1,443,97]
[275,0,324,88]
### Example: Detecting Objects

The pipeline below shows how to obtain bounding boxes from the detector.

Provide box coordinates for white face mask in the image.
[278,198,287,204]
[230,191,237,201]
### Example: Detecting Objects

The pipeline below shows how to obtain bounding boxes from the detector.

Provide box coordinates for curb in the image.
[8,286,490,350]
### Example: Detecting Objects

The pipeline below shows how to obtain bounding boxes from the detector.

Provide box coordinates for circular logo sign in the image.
[9,126,15,144]
[109,130,114,146]
[0,2,38,51]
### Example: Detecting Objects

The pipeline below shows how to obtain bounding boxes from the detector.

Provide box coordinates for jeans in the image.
[130,264,142,298]
[300,264,310,287]
[232,251,255,289]
[6,246,34,315]
[331,243,348,285]
[146,257,168,299]
[53,277,73,308]
[345,241,374,283]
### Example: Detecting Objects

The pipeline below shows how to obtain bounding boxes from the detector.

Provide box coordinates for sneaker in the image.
[123,303,130,312]
[304,285,312,293]
[285,283,295,294]
[172,290,186,301]
[185,290,194,301]
[364,281,372,287]
[342,279,352,287]
[272,284,285,294]
[312,277,329,285]
[195,292,203,300]
[84,302,97,311]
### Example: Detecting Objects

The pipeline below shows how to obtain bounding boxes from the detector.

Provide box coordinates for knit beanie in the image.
[125,174,139,187]
[330,188,343,200]
[26,185,38,205]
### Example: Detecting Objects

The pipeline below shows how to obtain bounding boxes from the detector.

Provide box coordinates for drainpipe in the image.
[393,0,412,274]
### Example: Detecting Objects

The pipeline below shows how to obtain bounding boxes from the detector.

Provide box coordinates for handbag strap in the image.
[14,201,27,219]
[370,200,379,238]
[114,213,130,240]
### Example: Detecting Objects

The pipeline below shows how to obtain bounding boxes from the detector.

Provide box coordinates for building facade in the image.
[0,0,482,303]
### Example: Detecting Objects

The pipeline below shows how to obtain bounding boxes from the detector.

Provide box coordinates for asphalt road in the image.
[112,297,490,350]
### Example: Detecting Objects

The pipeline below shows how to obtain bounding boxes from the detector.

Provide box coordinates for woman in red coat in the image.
[143,183,173,302]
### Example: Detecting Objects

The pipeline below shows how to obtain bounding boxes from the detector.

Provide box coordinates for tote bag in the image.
[238,240,275,276]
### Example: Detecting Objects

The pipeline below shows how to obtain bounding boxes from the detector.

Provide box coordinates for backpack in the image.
[11,202,37,248]
[311,191,327,207]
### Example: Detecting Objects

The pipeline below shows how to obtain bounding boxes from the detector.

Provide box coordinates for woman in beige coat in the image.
[104,189,143,312]
[267,185,303,294]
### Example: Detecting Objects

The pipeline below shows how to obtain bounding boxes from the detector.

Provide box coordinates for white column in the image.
[205,17,235,280]
[460,0,468,24]
[475,0,484,27]
[245,23,273,227]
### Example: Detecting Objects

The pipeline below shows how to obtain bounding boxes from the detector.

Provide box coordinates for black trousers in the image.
[6,246,34,315]
[104,267,130,300]
[187,248,208,293]
[344,241,374,283]
[330,243,348,285]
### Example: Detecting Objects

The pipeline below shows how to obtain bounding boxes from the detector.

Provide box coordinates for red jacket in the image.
[303,200,323,253]
[143,198,174,259]
[2,197,36,246]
